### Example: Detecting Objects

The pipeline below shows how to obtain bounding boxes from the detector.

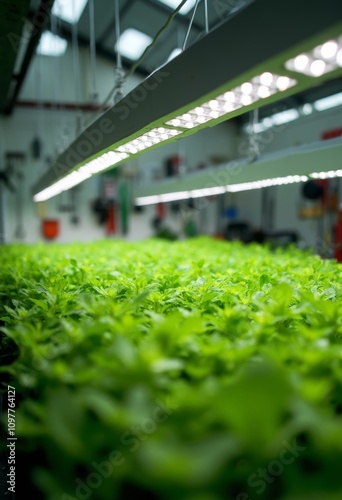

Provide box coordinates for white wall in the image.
[0,44,238,244]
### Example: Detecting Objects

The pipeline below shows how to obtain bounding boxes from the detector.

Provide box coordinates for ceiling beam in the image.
[3,0,55,116]
[0,0,32,113]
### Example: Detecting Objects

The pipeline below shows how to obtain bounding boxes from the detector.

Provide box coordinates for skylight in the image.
[37,31,67,57]
[158,0,197,15]
[116,29,153,61]
[167,47,182,61]
[52,0,88,24]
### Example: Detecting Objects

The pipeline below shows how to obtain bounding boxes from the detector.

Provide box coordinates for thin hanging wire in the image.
[50,12,63,156]
[204,0,209,34]
[115,0,122,70]
[128,0,188,78]
[182,0,201,51]
[89,0,98,102]
[114,0,125,104]
[72,2,83,133]
[36,50,45,168]
[86,0,189,125]
[248,108,260,162]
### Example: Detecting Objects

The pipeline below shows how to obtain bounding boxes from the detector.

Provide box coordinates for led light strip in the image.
[115,127,182,154]
[34,152,128,202]
[34,129,183,202]
[311,169,342,179]
[285,36,342,77]
[226,175,309,192]
[135,170,342,206]
[166,73,297,129]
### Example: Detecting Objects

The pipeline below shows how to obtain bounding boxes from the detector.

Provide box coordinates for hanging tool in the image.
[5,152,26,241]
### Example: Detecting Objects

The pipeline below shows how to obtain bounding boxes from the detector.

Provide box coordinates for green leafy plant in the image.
[1,238,342,500]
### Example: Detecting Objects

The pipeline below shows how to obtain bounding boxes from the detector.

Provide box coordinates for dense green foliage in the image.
[1,238,342,500]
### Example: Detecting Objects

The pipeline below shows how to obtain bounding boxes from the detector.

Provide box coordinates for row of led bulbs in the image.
[136,170,342,206]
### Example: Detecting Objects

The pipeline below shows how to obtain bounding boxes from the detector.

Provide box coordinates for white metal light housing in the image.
[135,138,342,204]
[32,0,342,202]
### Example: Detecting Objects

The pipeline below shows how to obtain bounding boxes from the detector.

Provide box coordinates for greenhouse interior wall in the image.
[0,44,341,248]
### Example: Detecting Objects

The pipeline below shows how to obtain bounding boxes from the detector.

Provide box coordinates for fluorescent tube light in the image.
[314,92,342,111]
[134,139,342,205]
[285,36,342,76]
[52,0,88,24]
[226,175,308,192]
[116,29,153,61]
[135,175,310,205]
[158,0,197,15]
[271,108,299,125]
[36,31,67,56]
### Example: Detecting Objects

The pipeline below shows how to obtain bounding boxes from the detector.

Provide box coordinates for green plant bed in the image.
[1,238,342,500]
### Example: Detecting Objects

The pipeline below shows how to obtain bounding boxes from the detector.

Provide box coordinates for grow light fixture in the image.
[135,138,342,204]
[166,73,297,129]
[116,29,153,61]
[52,0,88,24]
[135,168,342,204]
[32,0,342,202]
[285,36,342,77]
[135,176,311,205]
[36,31,67,57]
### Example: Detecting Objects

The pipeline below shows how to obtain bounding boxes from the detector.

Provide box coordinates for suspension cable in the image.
[204,0,209,34]
[182,0,201,51]
[89,0,98,102]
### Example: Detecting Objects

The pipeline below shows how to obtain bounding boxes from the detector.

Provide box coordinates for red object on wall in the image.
[106,202,116,235]
[321,127,342,141]
[157,203,166,220]
[42,219,59,240]
[335,212,342,262]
